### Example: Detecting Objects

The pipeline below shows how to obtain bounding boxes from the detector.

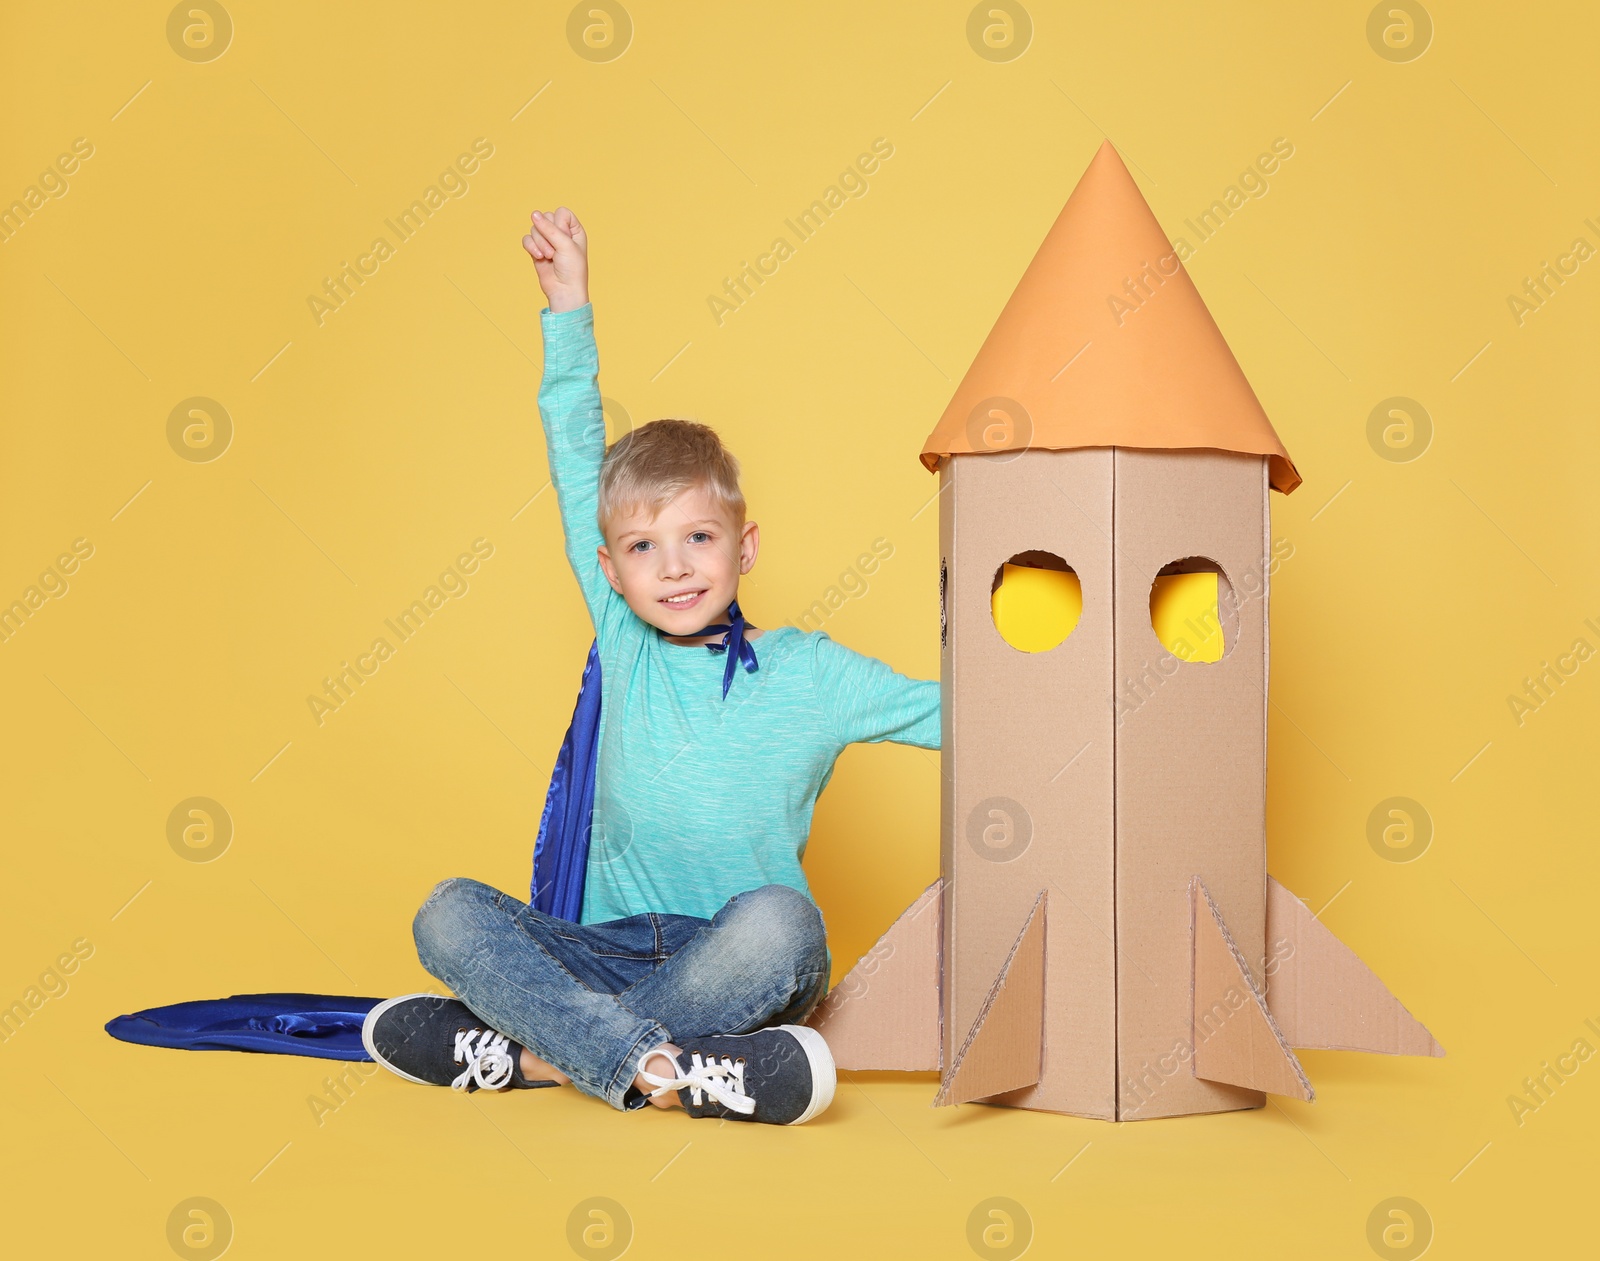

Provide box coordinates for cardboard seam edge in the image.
[933,888,1047,1107]
[1192,876,1314,1101]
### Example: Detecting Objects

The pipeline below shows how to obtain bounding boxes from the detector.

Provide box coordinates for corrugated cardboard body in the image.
[940,444,1272,1120]
[1114,449,1270,1119]
[940,447,1117,1119]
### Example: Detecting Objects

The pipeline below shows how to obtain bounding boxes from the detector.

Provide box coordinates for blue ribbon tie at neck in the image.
[690,598,760,699]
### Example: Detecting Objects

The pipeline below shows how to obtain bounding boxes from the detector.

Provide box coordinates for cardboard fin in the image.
[935,891,1047,1106]
[802,879,942,1071]
[1191,879,1314,1101]
[1265,876,1445,1057]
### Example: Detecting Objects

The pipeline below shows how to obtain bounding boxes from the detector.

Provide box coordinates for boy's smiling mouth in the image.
[660,589,707,609]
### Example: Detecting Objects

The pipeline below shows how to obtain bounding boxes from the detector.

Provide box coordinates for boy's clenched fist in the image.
[523,207,589,313]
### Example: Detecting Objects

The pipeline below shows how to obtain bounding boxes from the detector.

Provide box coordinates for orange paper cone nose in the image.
[921,139,1301,494]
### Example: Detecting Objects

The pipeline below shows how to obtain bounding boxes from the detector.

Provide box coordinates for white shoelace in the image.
[637,1048,755,1114]
[451,1026,515,1092]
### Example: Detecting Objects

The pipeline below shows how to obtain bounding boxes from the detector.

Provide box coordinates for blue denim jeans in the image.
[412,877,830,1111]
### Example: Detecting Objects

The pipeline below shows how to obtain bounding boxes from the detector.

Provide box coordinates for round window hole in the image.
[1149,557,1236,663]
[991,550,1081,653]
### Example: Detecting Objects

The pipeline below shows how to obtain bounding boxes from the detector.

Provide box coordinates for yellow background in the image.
[2,1,1596,1257]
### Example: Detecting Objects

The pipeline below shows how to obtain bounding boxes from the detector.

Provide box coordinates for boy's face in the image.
[597,484,759,638]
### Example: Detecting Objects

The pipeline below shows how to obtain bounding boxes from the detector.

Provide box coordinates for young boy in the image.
[362,206,939,1125]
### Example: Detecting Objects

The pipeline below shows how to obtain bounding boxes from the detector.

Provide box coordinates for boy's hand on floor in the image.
[524,207,589,312]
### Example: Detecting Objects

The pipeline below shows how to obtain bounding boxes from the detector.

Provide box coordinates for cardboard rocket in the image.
[804,140,1442,1120]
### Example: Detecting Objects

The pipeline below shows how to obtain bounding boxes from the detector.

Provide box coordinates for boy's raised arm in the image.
[525,208,615,626]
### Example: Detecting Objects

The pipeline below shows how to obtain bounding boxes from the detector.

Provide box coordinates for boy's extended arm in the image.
[525,207,617,629]
[809,631,941,750]
[537,302,616,625]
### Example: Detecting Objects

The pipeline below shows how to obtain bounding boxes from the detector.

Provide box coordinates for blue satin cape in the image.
[104,993,380,1061]
[530,639,601,919]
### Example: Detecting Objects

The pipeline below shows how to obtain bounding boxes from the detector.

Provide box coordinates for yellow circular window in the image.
[990,551,1082,653]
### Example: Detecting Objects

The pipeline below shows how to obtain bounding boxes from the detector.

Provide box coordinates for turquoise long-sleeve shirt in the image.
[537,302,940,926]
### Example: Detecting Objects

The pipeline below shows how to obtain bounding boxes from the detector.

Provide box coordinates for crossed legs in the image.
[411,877,830,1111]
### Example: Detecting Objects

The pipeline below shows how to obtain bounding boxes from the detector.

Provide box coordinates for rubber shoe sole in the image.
[778,1023,836,1125]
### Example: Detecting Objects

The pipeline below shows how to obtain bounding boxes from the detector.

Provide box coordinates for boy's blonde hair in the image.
[597,418,745,537]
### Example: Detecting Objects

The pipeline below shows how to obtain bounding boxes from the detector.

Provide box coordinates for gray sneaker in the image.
[362,993,552,1092]
[635,1025,836,1125]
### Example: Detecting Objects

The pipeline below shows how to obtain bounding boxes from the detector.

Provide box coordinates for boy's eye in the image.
[629,540,653,553]
[688,531,711,544]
